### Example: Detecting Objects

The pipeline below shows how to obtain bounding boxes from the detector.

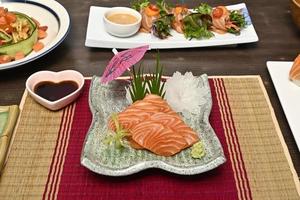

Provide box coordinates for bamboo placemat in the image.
[0,76,299,200]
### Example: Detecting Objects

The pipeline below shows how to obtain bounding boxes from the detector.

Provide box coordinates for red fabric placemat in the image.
[41,79,250,200]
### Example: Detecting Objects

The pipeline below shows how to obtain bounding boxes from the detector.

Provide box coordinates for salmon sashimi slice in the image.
[108,112,149,150]
[126,137,145,149]
[107,94,200,156]
[149,112,199,147]
[149,112,182,127]
[108,95,172,131]
[131,121,187,156]
[108,112,151,131]
[127,94,174,113]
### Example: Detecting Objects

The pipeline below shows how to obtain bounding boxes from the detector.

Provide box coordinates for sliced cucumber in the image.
[0,12,38,56]
[0,30,12,43]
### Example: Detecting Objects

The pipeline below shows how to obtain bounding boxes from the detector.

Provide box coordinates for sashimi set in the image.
[2,0,299,179]
[98,48,208,159]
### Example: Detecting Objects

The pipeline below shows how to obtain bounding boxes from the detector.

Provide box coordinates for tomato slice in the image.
[0,24,12,34]
[0,7,6,17]
[149,4,159,11]
[144,4,160,16]
[0,16,7,25]
[0,24,12,32]
[5,12,16,24]
[212,7,223,18]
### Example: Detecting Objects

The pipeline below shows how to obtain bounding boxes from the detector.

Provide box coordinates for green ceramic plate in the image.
[0,105,19,173]
[81,75,225,176]
[0,110,9,135]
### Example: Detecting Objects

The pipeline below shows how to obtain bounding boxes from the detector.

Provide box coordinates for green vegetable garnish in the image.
[191,141,206,159]
[227,10,246,35]
[152,14,174,39]
[227,28,239,35]
[183,13,214,40]
[129,64,148,102]
[194,3,212,15]
[131,0,150,11]
[128,52,166,102]
[230,10,246,28]
[156,0,171,16]
[146,51,166,98]
[104,113,128,149]
[0,30,12,44]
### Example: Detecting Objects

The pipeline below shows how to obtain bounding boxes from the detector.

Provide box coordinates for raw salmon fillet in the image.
[108,94,199,156]
[290,54,300,80]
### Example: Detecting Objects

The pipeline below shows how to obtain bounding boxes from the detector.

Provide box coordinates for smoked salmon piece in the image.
[289,55,300,83]
[108,94,200,156]
[171,6,190,34]
[289,54,300,87]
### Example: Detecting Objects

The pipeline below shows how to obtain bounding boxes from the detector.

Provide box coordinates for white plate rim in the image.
[0,0,70,70]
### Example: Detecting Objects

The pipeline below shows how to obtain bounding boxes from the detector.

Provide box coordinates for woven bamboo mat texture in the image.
[221,77,300,199]
[0,76,299,200]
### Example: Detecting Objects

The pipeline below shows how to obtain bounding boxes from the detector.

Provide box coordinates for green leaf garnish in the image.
[129,64,148,102]
[194,3,212,15]
[227,10,246,35]
[146,51,166,98]
[191,141,206,159]
[128,52,166,102]
[183,13,214,40]
[227,27,240,35]
[104,113,129,149]
[131,0,150,11]
[152,14,174,39]
[156,0,171,16]
[230,10,246,28]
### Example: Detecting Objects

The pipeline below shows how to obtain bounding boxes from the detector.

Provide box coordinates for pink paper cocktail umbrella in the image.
[101,45,149,83]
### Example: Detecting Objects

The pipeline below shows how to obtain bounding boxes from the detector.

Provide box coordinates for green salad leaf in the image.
[183,13,214,40]
[230,10,246,28]
[156,0,171,16]
[227,10,246,35]
[131,0,150,11]
[152,14,174,39]
[194,3,212,15]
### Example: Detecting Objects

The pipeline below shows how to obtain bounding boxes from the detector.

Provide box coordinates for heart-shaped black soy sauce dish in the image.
[34,80,79,102]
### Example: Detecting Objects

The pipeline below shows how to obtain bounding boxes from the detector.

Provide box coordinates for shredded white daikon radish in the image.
[165,72,207,117]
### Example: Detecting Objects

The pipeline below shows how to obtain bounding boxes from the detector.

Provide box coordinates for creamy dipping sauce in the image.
[107,13,138,25]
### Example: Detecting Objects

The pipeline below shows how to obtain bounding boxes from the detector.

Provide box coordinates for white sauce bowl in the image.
[103,7,142,37]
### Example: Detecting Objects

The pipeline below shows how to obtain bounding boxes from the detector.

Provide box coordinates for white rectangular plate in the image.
[85,3,258,49]
[267,61,300,151]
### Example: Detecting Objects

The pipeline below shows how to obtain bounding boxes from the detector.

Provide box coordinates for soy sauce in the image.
[34,81,78,102]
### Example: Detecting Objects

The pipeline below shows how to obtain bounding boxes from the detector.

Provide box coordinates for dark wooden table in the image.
[0,0,299,177]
